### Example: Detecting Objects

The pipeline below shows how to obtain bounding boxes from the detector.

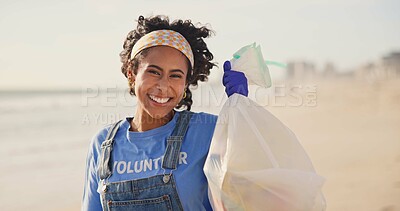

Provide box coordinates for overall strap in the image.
[98,120,124,180]
[162,110,193,170]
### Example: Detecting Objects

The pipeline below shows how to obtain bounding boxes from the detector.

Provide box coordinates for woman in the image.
[82,15,248,211]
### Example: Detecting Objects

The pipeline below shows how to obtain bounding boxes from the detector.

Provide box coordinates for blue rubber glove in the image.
[223,61,249,97]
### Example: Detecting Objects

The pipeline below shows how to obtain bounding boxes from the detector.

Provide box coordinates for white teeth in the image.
[149,95,170,104]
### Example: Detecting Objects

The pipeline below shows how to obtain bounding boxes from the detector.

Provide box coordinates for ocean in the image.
[0,89,140,210]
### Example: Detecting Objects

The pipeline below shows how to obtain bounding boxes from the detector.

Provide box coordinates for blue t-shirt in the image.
[82,111,217,211]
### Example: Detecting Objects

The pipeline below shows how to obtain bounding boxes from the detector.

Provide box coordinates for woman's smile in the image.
[148,94,172,105]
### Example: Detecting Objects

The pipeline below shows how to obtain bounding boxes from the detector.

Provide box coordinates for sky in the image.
[0,0,399,90]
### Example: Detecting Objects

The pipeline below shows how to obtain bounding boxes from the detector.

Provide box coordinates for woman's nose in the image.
[156,77,169,92]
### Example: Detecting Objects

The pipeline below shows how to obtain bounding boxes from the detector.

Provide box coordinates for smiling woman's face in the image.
[130,46,189,120]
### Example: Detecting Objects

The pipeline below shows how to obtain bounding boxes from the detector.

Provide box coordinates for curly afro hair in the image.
[120,15,216,111]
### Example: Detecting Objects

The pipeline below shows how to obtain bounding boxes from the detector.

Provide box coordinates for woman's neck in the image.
[131,109,174,132]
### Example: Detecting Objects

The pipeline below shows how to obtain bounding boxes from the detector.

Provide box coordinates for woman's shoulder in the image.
[87,120,126,159]
[183,111,217,148]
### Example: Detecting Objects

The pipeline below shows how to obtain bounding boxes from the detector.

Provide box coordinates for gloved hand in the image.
[223,60,249,97]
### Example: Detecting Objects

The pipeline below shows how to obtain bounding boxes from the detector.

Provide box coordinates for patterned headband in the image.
[130,30,194,68]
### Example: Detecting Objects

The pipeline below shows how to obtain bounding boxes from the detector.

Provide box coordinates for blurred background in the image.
[0,0,399,210]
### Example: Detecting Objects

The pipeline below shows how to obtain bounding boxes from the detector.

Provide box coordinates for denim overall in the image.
[97,111,193,211]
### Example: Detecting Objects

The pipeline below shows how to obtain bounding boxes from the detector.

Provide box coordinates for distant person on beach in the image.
[82,15,248,210]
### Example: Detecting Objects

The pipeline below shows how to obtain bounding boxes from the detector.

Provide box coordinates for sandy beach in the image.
[1,78,399,211]
[267,78,400,211]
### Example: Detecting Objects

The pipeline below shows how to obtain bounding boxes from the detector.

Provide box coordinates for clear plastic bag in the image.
[204,94,326,211]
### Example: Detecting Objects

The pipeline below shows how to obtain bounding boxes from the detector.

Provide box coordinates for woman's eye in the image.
[148,70,160,75]
[170,74,183,79]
